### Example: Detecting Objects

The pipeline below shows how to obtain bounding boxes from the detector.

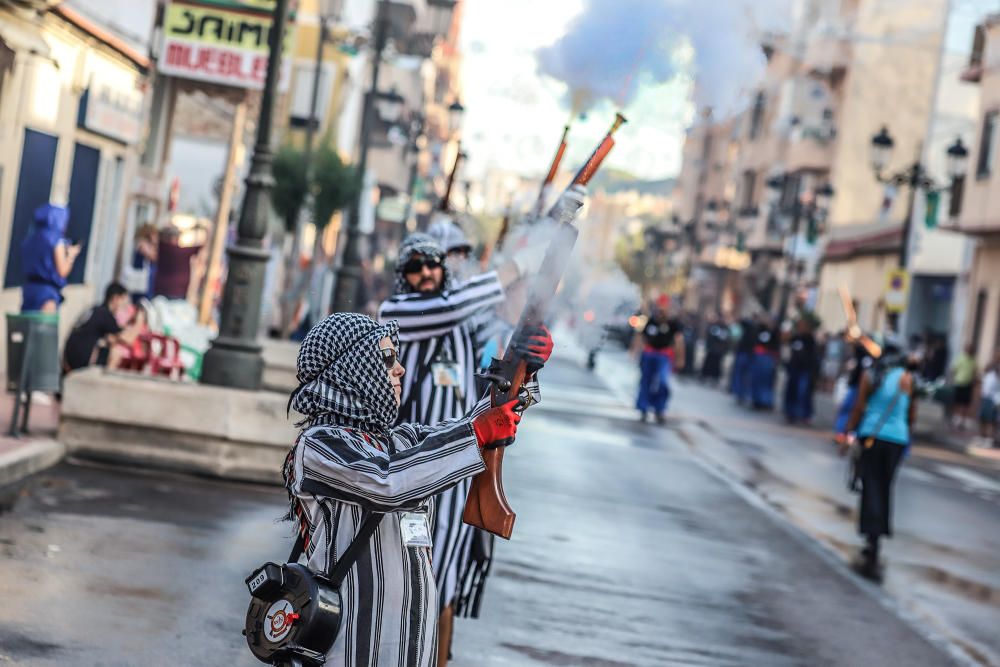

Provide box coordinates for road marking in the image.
[933,465,1000,495]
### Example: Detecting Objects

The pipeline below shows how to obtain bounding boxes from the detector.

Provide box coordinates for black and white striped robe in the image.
[378,272,506,613]
[285,409,490,667]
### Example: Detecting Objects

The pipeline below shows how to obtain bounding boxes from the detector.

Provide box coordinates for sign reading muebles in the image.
[157,0,293,90]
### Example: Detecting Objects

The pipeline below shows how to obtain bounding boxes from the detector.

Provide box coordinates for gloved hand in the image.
[511,325,553,376]
[473,400,521,449]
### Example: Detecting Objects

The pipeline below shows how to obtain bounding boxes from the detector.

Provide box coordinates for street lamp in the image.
[946,137,970,180]
[870,125,894,175]
[447,100,465,136]
[869,126,968,269]
[425,0,457,35]
[332,0,415,312]
[375,88,405,125]
[200,0,290,390]
[766,174,834,325]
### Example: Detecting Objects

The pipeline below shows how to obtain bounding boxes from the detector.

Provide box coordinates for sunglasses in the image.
[403,257,442,274]
[379,346,398,370]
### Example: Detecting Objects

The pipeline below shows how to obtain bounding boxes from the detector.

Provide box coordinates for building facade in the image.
[951,14,1000,370]
[0,1,149,355]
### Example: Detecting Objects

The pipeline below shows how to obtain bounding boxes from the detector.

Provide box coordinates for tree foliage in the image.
[311,144,359,229]
[270,143,358,233]
[271,145,309,233]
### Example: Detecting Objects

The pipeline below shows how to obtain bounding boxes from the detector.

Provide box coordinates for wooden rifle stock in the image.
[463,113,627,539]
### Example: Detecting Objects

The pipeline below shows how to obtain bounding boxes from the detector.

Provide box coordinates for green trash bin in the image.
[6,312,61,437]
[6,312,61,394]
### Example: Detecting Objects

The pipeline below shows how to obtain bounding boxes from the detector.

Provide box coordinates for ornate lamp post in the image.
[332,0,412,312]
[766,174,834,325]
[201,0,289,390]
[869,125,968,268]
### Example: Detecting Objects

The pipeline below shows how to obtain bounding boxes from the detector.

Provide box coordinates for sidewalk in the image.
[0,383,64,499]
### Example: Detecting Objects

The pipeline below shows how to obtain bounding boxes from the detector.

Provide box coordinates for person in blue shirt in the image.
[843,340,918,582]
[21,203,81,313]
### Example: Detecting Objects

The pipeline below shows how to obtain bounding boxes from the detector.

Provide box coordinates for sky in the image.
[458,0,695,183]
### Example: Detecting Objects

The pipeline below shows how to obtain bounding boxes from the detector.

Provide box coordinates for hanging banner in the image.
[924,190,940,228]
[158,0,294,90]
[884,268,910,314]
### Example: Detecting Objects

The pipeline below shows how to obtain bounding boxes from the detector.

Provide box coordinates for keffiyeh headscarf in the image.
[289,313,400,434]
[393,232,451,295]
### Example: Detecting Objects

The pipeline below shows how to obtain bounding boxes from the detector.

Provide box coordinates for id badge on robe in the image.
[431,361,461,388]
[400,511,432,548]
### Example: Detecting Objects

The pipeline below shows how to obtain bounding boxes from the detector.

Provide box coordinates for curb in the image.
[0,439,66,491]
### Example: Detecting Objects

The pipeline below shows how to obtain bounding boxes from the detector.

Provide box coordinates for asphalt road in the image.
[0,356,969,666]
[590,342,1000,667]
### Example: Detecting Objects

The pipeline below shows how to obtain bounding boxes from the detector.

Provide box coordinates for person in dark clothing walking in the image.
[635,295,684,424]
[750,315,780,410]
[843,341,916,582]
[730,317,756,404]
[680,312,698,377]
[700,314,730,385]
[783,318,819,423]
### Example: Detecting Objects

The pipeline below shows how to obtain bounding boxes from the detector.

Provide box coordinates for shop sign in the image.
[78,84,144,144]
[884,268,910,314]
[158,0,293,90]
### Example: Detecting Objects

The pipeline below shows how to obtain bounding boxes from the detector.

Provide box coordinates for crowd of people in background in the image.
[619,297,999,451]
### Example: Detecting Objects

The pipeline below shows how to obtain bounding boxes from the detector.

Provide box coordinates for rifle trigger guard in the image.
[479,372,512,392]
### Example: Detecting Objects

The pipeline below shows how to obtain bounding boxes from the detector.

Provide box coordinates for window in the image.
[779,173,802,211]
[948,174,965,218]
[976,111,998,179]
[740,170,757,211]
[749,92,766,140]
[289,62,334,128]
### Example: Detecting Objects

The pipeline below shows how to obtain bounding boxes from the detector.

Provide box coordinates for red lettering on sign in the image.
[166,42,192,68]
[252,55,267,82]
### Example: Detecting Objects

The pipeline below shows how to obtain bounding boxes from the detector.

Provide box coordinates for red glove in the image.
[473,400,521,449]
[512,325,553,376]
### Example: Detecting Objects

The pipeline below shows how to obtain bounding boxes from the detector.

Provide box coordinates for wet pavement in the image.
[590,344,1000,667]
[0,356,972,666]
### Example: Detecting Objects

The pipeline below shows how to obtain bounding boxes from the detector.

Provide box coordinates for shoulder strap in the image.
[328,512,384,587]
[286,512,384,589]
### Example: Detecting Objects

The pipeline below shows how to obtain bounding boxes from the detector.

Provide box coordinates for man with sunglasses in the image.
[378,224,562,665]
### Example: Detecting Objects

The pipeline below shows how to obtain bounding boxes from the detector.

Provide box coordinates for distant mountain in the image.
[589,169,676,196]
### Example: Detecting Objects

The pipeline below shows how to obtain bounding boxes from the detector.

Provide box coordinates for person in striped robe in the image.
[377,232,552,665]
[284,312,536,667]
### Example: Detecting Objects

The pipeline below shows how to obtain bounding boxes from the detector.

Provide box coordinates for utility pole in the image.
[332,0,389,312]
[200,0,289,390]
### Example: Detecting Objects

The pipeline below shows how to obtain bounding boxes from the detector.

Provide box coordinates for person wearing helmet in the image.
[842,336,918,582]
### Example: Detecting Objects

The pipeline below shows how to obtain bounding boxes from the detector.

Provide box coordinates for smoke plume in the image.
[536,0,792,114]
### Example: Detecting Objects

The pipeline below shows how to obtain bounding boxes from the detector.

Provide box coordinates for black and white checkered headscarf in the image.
[393,232,451,295]
[289,312,400,434]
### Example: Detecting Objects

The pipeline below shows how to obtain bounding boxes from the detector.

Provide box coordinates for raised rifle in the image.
[529,124,571,219]
[439,143,466,213]
[463,113,627,539]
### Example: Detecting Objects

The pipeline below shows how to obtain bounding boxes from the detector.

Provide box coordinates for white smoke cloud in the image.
[536,0,793,115]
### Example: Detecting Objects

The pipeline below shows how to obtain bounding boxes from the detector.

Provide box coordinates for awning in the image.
[823,226,902,262]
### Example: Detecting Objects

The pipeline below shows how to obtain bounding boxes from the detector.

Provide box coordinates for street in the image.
[0,352,988,666]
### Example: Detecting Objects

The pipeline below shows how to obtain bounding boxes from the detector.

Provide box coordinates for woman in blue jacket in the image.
[21,204,81,313]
